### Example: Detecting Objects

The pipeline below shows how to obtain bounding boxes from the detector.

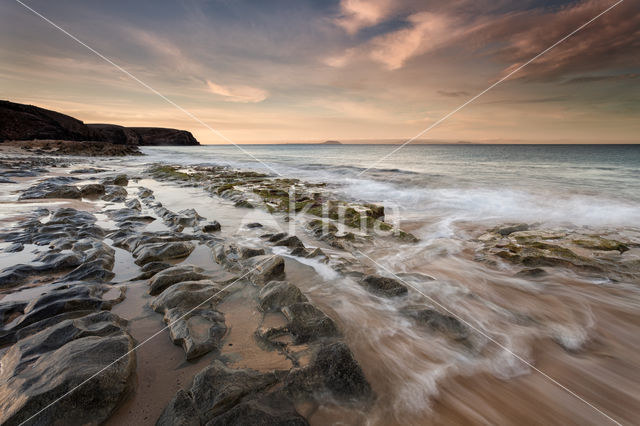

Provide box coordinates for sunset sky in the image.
[1,0,638,144]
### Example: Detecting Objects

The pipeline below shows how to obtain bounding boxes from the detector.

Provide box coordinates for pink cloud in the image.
[206,80,268,103]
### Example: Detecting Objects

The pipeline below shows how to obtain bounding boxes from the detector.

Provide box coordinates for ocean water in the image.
[139,144,640,229]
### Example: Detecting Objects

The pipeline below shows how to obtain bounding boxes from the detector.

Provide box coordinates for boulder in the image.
[80,183,106,198]
[258,281,308,312]
[284,342,373,402]
[164,307,226,360]
[201,221,221,233]
[247,255,285,285]
[361,275,408,297]
[402,307,469,341]
[282,302,338,344]
[101,174,128,186]
[102,185,128,202]
[273,235,304,249]
[159,361,280,424]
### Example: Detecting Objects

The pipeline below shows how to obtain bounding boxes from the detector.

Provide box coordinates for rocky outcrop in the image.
[87,123,141,145]
[128,127,199,146]
[0,100,101,142]
[1,100,200,146]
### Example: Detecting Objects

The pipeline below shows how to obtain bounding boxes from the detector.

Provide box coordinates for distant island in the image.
[321,140,342,145]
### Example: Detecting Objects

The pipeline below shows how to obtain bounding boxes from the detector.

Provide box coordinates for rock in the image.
[151,280,228,313]
[201,221,221,232]
[365,204,385,219]
[240,246,266,259]
[102,185,128,202]
[134,261,171,280]
[572,237,629,253]
[515,267,547,277]
[0,300,27,325]
[80,183,106,198]
[265,232,288,242]
[171,209,204,228]
[101,174,129,186]
[110,230,194,253]
[285,342,373,402]
[0,252,84,289]
[234,200,254,208]
[403,307,469,341]
[494,223,529,236]
[70,168,108,174]
[19,180,81,200]
[129,127,200,146]
[125,198,142,211]
[0,312,136,425]
[138,187,154,198]
[248,255,285,285]
[107,207,155,224]
[133,241,196,266]
[187,361,279,420]
[59,259,115,283]
[9,285,105,331]
[290,247,310,257]
[210,392,308,426]
[5,242,24,253]
[156,390,200,426]
[274,235,304,248]
[164,307,226,359]
[282,302,338,343]
[246,222,263,229]
[361,275,408,297]
[306,248,326,259]
[258,281,308,312]
[149,265,209,295]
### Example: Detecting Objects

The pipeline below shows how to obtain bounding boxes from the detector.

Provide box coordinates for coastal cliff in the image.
[0,100,200,146]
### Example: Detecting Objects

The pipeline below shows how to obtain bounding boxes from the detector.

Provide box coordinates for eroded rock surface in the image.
[0,312,136,426]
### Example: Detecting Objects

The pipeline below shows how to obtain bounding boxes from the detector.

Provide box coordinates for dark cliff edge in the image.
[0,100,200,146]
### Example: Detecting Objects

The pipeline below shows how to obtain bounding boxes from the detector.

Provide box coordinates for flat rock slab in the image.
[148,265,210,295]
[19,181,81,200]
[133,241,196,266]
[151,280,229,313]
[0,312,136,425]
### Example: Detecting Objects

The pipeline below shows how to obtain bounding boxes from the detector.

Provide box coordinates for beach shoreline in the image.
[0,149,639,425]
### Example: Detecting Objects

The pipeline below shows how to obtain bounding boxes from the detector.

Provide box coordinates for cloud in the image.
[369,12,459,70]
[561,73,640,85]
[486,0,640,81]
[437,90,470,98]
[335,0,394,34]
[206,80,268,103]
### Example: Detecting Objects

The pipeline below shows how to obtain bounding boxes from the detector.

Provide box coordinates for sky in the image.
[0,0,638,144]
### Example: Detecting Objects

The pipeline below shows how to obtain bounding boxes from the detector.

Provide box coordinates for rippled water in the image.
[138,144,640,229]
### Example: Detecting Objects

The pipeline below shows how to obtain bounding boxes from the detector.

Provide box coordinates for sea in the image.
[137,143,640,231]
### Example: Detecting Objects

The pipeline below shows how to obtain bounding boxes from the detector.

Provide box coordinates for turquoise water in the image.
[139,144,640,228]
